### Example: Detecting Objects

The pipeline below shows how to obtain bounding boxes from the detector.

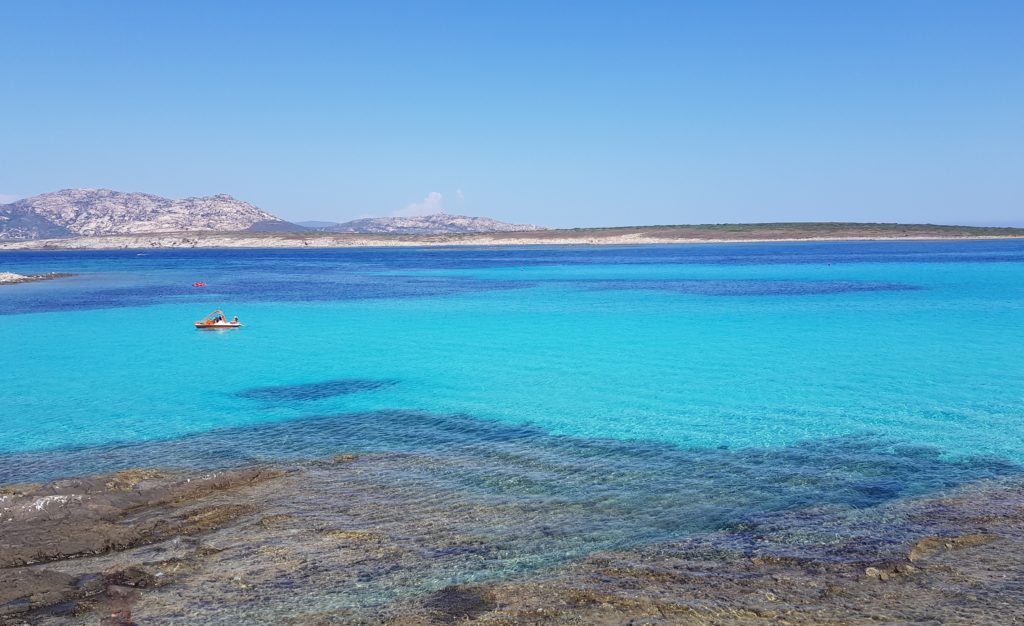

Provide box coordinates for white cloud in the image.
[0,194,21,204]
[455,188,465,202]
[393,191,444,217]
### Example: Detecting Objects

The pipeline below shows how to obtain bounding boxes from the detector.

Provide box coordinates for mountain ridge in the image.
[0,189,296,240]
[0,189,544,240]
[307,214,544,234]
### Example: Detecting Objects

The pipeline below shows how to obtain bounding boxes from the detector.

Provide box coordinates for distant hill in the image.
[0,189,302,240]
[311,213,544,234]
[296,220,339,229]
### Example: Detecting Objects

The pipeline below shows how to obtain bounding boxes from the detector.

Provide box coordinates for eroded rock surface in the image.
[3,460,1024,625]
[401,481,1024,625]
[0,468,284,623]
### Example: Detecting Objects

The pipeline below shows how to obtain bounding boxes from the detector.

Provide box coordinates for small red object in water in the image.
[192,282,206,287]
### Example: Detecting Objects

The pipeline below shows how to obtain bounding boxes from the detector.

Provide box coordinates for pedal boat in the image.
[195,309,242,329]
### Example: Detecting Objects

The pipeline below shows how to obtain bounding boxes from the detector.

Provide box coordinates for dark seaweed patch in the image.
[237,379,396,402]
[2,410,1017,517]
[422,585,497,622]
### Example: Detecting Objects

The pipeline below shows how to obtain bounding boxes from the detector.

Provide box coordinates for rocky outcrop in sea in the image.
[0,272,72,285]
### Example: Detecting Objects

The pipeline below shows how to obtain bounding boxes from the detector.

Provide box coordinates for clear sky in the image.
[1,1,1021,227]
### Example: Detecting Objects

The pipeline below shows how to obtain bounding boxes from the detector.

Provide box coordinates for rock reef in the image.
[0,272,72,285]
[0,468,284,624]
[3,457,1024,625]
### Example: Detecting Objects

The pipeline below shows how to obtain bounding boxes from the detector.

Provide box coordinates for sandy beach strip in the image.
[1,224,1023,251]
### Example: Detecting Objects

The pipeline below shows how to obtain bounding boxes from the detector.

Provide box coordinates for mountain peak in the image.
[0,188,289,240]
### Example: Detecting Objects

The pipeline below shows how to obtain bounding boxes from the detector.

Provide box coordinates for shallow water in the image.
[2,242,1023,463]
[2,241,1024,616]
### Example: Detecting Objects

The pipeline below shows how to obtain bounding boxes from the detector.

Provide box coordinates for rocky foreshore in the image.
[3,457,1024,625]
[0,272,72,285]
[0,467,285,624]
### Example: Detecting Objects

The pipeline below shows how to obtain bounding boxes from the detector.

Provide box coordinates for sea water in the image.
[1,242,1023,548]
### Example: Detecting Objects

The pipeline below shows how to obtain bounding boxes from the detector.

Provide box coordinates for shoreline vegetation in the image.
[1,222,1023,250]
[2,459,1023,624]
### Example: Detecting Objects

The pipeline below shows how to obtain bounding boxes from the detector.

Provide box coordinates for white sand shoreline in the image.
[1,232,1022,251]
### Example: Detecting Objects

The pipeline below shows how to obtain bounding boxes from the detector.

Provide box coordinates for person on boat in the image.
[231,316,239,324]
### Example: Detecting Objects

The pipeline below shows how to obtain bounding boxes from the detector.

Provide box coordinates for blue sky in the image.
[1,1,1021,227]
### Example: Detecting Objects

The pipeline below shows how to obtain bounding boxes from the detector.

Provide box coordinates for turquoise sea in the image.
[2,241,1024,573]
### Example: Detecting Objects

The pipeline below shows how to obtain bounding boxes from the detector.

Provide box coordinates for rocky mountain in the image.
[0,205,72,240]
[0,189,299,240]
[317,214,544,235]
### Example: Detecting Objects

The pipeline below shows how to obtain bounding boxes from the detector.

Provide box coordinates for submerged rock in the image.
[420,585,498,623]
[3,459,1024,625]
[907,533,999,563]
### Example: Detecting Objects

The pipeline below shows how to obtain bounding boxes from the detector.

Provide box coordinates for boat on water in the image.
[195,309,242,329]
